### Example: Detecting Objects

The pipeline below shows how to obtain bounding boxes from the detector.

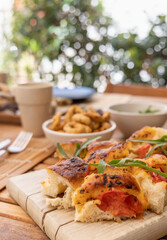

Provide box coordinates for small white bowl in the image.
[109,102,167,137]
[42,119,116,145]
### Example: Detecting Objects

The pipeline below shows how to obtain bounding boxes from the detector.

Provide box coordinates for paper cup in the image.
[13,82,52,137]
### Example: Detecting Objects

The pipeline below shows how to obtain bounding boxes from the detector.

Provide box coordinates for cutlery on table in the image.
[0,131,33,162]
[8,131,33,153]
[0,139,11,150]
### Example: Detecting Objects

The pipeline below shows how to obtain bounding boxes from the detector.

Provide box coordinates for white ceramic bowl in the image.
[109,102,167,138]
[42,119,116,145]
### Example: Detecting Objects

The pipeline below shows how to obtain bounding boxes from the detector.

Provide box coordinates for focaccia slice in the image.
[72,167,148,222]
[84,140,117,160]
[85,142,131,169]
[41,157,89,209]
[54,139,86,160]
[131,154,167,214]
[128,126,167,158]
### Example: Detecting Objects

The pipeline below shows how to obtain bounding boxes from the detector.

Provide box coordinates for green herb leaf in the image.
[146,142,167,157]
[127,135,167,144]
[128,135,167,158]
[160,135,167,141]
[160,146,167,156]
[73,136,101,157]
[73,142,81,156]
[138,105,160,114]
[57,143,69,159]
[97,159,107,173]
[89,158,167,178]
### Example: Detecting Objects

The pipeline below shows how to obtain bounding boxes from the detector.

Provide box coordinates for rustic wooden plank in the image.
[44,209,74,240]
[43,157,58,165]
[33,163,49,171]
[27,192,55,230]
[0,123,22,140]
[6,169,47,211]
[105,83,167,98]
[0,143,55,190]
[7,169,167,240]
[56,209,167,240]
[0,189,17,204]
[0,216,49,240]
[0,201,35,225]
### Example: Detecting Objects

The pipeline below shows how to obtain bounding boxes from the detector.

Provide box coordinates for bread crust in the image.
[54,139,86,159]
[132,166,167,214]
[85,142,131,165]
[48,157,89,189]
[87,140,117,152]
[72,170,148,210]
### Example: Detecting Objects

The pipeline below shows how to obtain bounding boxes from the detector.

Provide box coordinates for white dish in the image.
[109,102,167,137]
[42,119,116,145]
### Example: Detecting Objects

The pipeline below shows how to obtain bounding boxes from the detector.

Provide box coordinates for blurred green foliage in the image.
[111,16,167,87]
[7,0,167,89]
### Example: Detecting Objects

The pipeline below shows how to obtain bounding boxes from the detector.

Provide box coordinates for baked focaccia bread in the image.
[54,139,86,160]
[85,142,131,165]
[55,139,117,161]
[131,154,167,214]
[41,157,89,209]
[42,126,167,223]
[84,140,117,159]
[128,126,167,158]
[72,167,148,222]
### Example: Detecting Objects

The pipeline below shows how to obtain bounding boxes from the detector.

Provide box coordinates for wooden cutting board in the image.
[0,138,55,190]
[7,169,167,240]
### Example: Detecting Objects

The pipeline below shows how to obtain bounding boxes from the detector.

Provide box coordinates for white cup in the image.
[13,82,52,137]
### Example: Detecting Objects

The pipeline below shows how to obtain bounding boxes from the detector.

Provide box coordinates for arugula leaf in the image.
[57,136,101,159]
[127,135,167,157]
[73,142,81,156]
[127,135,167,144]
[97,159,107,174]
[57,143,69,159]
[89,158,167,178]
[73,136,101,157]
[146,142,167,157]
[160,146,167,156]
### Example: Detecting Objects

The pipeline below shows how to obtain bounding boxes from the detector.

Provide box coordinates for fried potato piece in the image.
[72,113,91,126]
[64,121,92,133]
[65,105,84,123]
[91,121,100,130]
[99,122,111,131]
[50,105,111,134]
[102,111,110,122]
[50,113,61,131]
[86,108,103,123]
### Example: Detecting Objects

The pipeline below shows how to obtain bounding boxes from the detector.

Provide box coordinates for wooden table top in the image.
[0,93,167,240]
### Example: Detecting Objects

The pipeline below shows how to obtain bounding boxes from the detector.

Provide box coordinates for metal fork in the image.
[8,131,33,153]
